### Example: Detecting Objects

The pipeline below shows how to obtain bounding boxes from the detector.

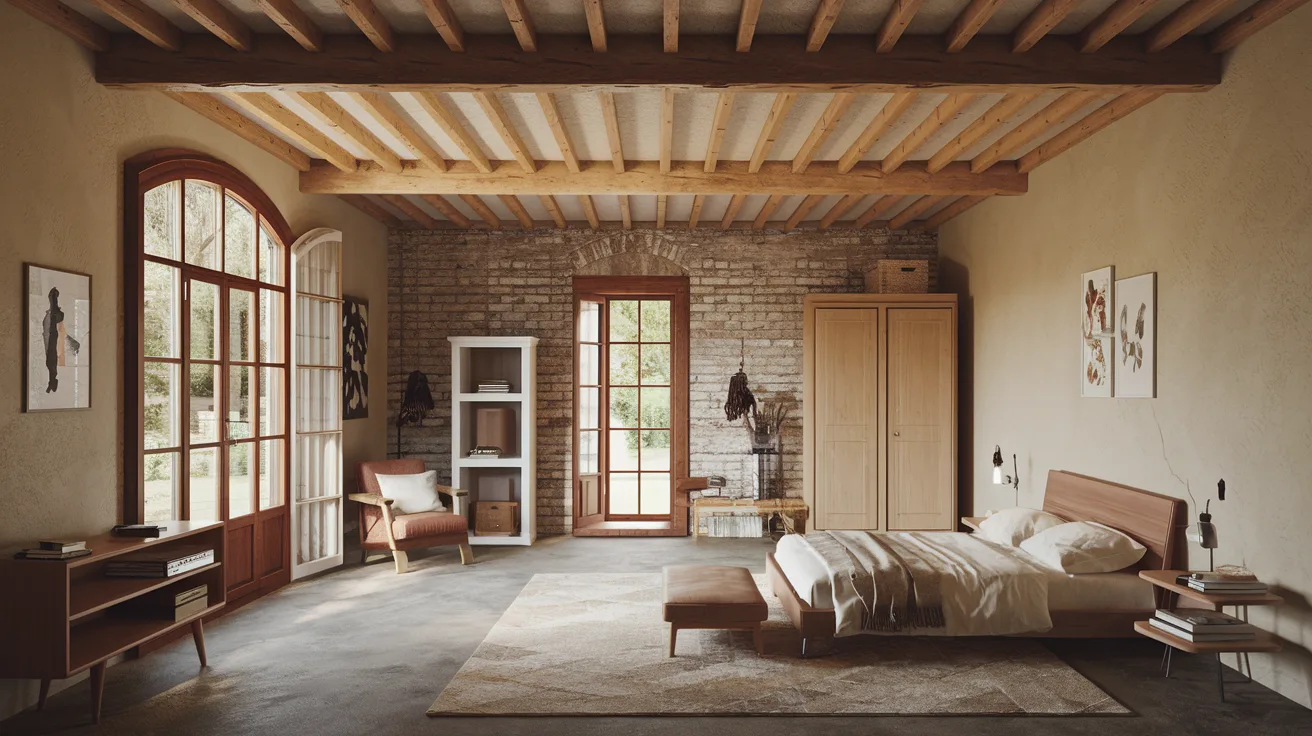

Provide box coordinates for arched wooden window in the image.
[124,150,292,598]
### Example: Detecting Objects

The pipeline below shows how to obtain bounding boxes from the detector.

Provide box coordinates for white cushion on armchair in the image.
[375,471,447,515]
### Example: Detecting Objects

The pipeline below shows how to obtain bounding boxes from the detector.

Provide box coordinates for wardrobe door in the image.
[886,308,955,531]
[814,308,880,530]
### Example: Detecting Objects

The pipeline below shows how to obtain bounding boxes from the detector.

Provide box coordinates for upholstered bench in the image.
[661,565,768,657]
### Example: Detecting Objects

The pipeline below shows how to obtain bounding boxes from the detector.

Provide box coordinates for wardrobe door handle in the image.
[892,431,901,437]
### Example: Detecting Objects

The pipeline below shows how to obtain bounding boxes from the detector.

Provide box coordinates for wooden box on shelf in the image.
[0,520,225,723]
[474,501,520,536]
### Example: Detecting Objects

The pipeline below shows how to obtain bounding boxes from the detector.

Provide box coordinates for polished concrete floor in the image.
[6,535,1311,735]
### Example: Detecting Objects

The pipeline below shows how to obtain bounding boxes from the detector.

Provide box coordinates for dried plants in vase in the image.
[744,399,790,452]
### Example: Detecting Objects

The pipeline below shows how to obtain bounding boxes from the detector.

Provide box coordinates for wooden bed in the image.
[766,470,1188,645]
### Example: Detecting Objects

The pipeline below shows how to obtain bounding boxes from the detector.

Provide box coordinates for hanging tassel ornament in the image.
[724,338,756,422]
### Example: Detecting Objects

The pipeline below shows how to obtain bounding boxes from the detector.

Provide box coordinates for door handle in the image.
[892,431,901,437]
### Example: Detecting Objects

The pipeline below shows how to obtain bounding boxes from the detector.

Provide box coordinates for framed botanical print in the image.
[343,295,368,420]
[1081,266,1114,398]
[24,264,92,411]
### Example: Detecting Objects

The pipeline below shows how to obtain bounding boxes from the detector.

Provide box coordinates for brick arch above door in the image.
[571,232,690,276]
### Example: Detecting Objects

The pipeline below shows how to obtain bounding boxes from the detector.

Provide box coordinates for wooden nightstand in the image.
[1137,569,1283,701]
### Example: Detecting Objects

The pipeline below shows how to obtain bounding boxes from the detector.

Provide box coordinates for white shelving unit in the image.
[449,336,538,546]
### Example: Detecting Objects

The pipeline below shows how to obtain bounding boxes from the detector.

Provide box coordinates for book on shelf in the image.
[1148,617,1255,643]
[1186,579,1268,593]
[1155,609,1256,635]
[14,548,92,561]
[475,380,512,393]
[1189,571,1259,583]
[105,548,215,578]
[38,540,86,553]
[112,524,167,538]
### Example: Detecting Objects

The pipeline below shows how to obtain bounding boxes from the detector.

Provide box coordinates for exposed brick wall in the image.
[389,228,937,535]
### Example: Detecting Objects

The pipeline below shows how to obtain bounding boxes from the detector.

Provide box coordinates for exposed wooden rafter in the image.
[807,0,846,52]
[1079,0,1159,53]
[784,194,825,230]
[619,195,633,229]
[421,194,472,227]
[598,91,625,173]
[460,194,502,229]
[793,93,855,173]
[753,194,786,229]
[704,93,736,173]
[1012,0,1081,52]
[889,194,946,229]
[336,0,394,52]
[86,0,180,51]
[882,93,977,173]
[498,194,534,229]
[748,93,797,174]
[350,92,447,171]
[855,194,905,227]
[926,92,1037,173]
[9,0,110,51]
[256,0,322,52]
[296,91,403,173]
[501,0,537,52]
[972,91,1100,172]
[1210,0,1311,53]
[538,195,566,228]
[380,195,440,228]
[656,194,668,228]
[875,0,925,52]
[945,0,1006,52]
[688,195,705,228]
[225,92,356,171]
[472,91,535,174]
[818,194,863,229]
[168,0,252,51]
[340,194,403,228]
[418,0,464,52]
[167,92,311,171]
[838,92,917,173]
[1016,91,1162,173]
[584,0,607,52]
[737,0,763,51]
[537,93,581,174]
[720,194,748,228]
[578,195,600,229]
[660,88,675,174]
[663,0,679,52]
[1145,0,1238,52]
[411,91,493,173]
[915,194,987,230]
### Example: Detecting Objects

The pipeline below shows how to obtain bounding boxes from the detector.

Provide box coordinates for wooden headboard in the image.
[1041,470,1188,571]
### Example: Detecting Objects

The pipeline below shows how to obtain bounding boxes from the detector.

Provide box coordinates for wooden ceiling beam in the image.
[784,194,825,230]
[818,193,864,229]
[1017,91,1161,173]
[945,0,1005,52]
[656,194,668,228]
[256,0,322,52]
[8,0,110,51]
[855,194,904,227]
[460,194,502,229]
[418,0,464,52]
[807,0,846,52]
[619,195,633,229]
[737,0,763,51]
[1012,0,1080,52]
[472,91,535,174]
[664,0,679,52]
[753,194,786,229]
[748,93,798,174]
[875,0,925,52]
[351,92,446,171]
[340,194,403,228]
[380,194,440,228]
[972,91,1100,172]
[889,194,946,229]
[579,195,601,229]
[688,195,705,228]
[704,92,736,173]
[837,92,917,173]
[926,92,1038,173]
[296,91,403,173]
[167,92,311,170]
[1210,0,1310,53]
[882,93,977,173]
[411,91,493,173]
[538,195,567,228]
[501,0,537,52]
[584,0,607,52]
[536,93,581,174]
[420,194,472,227]
[598,91,625,174]
[498,194,535,229]
[1146,0,1238,52]
[913,194,987,230]
[793,93,855,173]
[1079,0,1160,52]
[720,194,748,229]
[301,160,1029,196]
[168,0,252,51]
[96,35,1223,95]
[225,92,356,171]
[86,0,181,51]
[335,0,394,52]
[660,88,675,174]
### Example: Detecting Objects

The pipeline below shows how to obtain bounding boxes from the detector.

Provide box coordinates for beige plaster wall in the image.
[0,4,388,718]
[938,6,1312,708]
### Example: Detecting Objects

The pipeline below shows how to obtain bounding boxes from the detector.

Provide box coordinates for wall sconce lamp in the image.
[1187,479,1225,571]
[992,445,1019,505]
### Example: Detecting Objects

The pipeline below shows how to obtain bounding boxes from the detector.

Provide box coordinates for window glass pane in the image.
[144,362,179,449]
[608,473,639,515]
[260,439,285,509]
[640,300,671,342]
[144,181,181,260]
[297,241,340,298]
[609,300,639,342]
[609,387,638,429]
[228,365,254,440]
[189,364,220,444]
[144,262,179,359]
[260,289,284,362]
[190,447,219,521]
[640,430,670,471]
[261,367,285,436]
[609,430,639,471]
[224,195,256,279]
[229,442,254,518]
[296,296,340,366]
[189,280,220,360]
[579,301,600,342]
[143,452,179,523]
[640,343,670,386]
[579,430,599,474]
[609,344,638,385]
[298,367,341,432]
[184,181,220,270]
[259,223,285,285]
[579,344,599,385]
[229,289,255,362]
[640,473,671,516]
[579,387,599,430]
[640,387,670,429]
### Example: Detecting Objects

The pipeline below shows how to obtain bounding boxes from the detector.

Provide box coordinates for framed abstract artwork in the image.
[1081,266,1114,398]
[24,263,92,412]
[343,295,368,420]
[1114,273,1157,398]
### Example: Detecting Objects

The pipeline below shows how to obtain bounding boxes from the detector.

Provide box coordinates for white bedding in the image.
[774,531,1155,637]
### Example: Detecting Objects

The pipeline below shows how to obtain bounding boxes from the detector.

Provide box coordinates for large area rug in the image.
[428,573,1129,716]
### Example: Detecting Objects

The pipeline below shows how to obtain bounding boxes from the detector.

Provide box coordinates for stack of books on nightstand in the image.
[1179,571,1269,595]
[1149,609,1256,643]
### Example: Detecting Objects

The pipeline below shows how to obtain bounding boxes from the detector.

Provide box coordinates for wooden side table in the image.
[1137,569,1283,701]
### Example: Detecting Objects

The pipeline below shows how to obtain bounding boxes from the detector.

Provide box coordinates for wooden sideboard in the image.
[691,497,810,537]
[0,521,225,723]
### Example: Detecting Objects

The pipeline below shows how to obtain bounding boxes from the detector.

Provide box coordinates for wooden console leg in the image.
[88,662,105,724]
[393,550,409,574]
[459,543,474,565]
[191,619,208,667]
[37,679,50,710]
[668,625,678,657]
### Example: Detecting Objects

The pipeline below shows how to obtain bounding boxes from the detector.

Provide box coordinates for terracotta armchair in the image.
[351,459,473,574]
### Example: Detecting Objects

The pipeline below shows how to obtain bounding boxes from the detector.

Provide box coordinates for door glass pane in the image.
[640,343,670,385]
[189,364,220,444]
[144,361,179,449]
[189,280,220,360]
[579,344,599,385]
[259,223,285,286]
[144,262,180,358]
[610,430,639,471]
[609,473,639,515]
[260,289,285,362]
[229,289,255,362]
[228,365,254,440]
[184,181,220,270]
[640,300,671,342]
[609,300,639,342]
[609,344,638,385]
[579,430,599,474]
[579,387,599,430]
[260,439,285,509]
[190,447,219,521]
[143,452,179,523]
[640,473,671,515]
[609,387,638,429]
[579,301,600,342]
[298,368,341,432]
[260,367,285,436]
[229,442,254,518]
[144,181,181,260]
[640,430,670,471]
[640,387,670,429]
[224,195,256,279]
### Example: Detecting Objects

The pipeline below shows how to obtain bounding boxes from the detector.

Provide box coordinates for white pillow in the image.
[977,507,1066,547]
[1020,521,1146,574]
[374,471,446,515]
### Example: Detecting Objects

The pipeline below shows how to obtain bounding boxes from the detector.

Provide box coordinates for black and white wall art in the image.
[1114,272,1157,398]
[25,264,91,412]
[343,295,368,420]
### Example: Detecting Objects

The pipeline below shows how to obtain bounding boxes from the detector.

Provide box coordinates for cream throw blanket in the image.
[806,531,1053,638]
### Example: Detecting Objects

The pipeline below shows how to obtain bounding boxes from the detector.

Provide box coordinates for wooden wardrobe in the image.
[803,294,957,532]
